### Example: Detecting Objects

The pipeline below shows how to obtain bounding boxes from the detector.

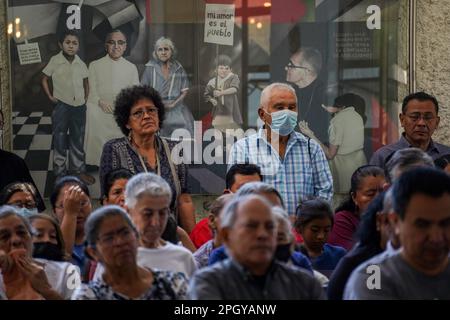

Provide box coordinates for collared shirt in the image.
[42,51,88,106]
[228,128,333,215]
[369,133,450,167]
[193,239,215,269]
[188,258,325,300]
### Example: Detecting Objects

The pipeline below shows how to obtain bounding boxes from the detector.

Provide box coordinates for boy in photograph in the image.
[42,30,95,185]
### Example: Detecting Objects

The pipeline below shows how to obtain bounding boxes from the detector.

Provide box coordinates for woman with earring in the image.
[99,85,196,238]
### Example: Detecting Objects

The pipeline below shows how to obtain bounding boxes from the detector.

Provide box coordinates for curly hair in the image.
[113,85,165,136]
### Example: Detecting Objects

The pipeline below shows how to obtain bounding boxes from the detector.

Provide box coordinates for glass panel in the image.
[6,0,408,198]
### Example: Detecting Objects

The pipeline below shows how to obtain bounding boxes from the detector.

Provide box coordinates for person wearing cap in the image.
[300,93,367,205]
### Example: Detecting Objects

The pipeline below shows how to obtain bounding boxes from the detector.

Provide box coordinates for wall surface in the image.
[416,0,450,145]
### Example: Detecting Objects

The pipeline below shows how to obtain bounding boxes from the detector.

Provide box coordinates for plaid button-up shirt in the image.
[228,129,333,215]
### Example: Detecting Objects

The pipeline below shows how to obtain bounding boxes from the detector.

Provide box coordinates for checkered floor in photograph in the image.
[12,111,228,199]
[12,110,102,198]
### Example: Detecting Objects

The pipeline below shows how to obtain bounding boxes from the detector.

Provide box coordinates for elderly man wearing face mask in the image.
[228,82,333,217]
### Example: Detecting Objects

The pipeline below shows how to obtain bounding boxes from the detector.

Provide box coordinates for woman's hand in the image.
[15,256,63,300]
[63,185,86,216]
[0,250,13,273]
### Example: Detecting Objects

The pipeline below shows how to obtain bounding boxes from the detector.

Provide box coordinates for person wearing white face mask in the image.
[0,182,40,217]
[228,82,333,217]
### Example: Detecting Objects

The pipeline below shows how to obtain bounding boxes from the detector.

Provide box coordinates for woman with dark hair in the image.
[99,84,196,236]
[50,176,92,277]
[327,191,392,300]
[101,168,133,207]
[0,182,39,217]
[29,214,67,262]
[72,205,187,300]
[327,165,385,251]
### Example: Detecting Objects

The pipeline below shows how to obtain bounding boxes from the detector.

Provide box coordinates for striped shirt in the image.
[228,129,333,215]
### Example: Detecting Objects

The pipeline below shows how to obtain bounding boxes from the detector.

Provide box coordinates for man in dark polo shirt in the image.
[370,91,450,167]
[188,194,324,300]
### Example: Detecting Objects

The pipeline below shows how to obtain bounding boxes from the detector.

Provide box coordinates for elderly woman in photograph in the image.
[99,85,196,234]
[0,206,79,300]
[71,205,188,300]
[141,37,194,138]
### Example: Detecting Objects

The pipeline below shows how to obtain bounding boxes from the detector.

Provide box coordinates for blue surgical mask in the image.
[268,110,298,136]
[17,207,38,218]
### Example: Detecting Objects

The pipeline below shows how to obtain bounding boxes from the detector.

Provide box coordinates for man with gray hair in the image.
[384,147,434,184]
[228,82,333,216]
[92,172,196,281]
[188,194,324,299]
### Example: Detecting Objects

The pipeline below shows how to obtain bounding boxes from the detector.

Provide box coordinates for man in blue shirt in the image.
[228,82,333,216]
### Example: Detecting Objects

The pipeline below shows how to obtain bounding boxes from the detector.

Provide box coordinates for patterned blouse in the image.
[71,269,188,300]
[99,136,189,215]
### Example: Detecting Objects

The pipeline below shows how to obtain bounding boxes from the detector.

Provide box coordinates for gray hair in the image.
[125,173,172,209]
[0,205,34,238]
[260,82,297,110]
[236,181,284,208]
[85,205,138,247]
[381,188,394,215]
[221,194,274,229]
[272,206,293,241]
[385,148,434,183]
[152,36,177,60]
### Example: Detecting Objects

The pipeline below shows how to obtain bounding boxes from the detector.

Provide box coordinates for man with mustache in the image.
[370,92,450,168]
[344,167,450,299]
[188,194,324,299]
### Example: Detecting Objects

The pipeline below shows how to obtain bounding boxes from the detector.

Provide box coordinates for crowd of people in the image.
[1,80,450,300]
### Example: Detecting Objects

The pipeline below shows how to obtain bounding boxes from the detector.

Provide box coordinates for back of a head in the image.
[236,181,284,208]
[385,148,434,183]
[392,167,450,220]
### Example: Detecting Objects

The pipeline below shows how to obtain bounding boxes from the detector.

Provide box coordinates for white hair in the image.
[153,37,177,60]
[220,194,275,229]
[272,206,293,241]
[124,173,172,209]
[260,82,297,109]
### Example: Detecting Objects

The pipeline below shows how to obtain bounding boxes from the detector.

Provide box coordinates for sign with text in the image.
[204,3,235,46]
[17,43,42,65]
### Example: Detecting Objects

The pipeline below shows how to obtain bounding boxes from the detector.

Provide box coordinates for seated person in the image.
[0,206,77,299]
[72,206,187,300]
[344,168,450,299]
[188,195,324,299]
[193,194,233,268]
[207,181,284,265]
[295,198,347,278]
[190,163,262,248]
[0,182,40,217]
[93,173,197,280]
[328,165,385,251]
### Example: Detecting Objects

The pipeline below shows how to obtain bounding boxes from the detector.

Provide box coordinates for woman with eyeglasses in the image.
[72,205,187,300]
[140,37,194,138]
[0,182,39,217]
[50,176,92,279]
[0,206,80,300]
[99,85,196,242]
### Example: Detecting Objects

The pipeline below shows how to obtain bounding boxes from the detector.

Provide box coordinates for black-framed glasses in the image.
[8,201,36,210]
[106,40,126,46]
[285,60,311,72]
[405,112,436,122]
[131,108,158,119]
